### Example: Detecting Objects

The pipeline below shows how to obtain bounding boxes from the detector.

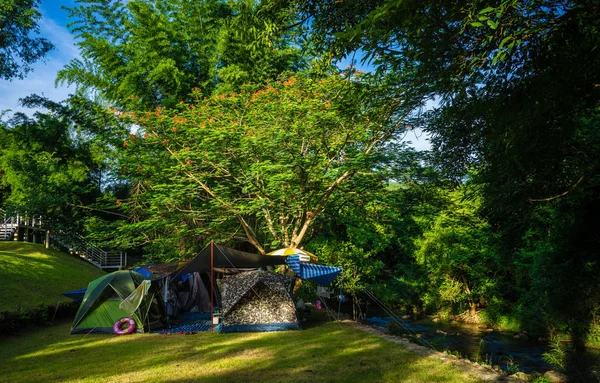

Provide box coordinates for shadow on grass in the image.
[0,321,481,383]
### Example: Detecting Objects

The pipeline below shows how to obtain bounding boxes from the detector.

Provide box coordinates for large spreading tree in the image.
[102,73,413,258]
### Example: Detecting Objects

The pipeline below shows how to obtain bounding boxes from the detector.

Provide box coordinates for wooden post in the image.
[210,241,214,332]
[46,230,50,249]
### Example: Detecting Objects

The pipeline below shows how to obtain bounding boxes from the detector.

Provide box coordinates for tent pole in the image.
[338,287,343,320]
[163,276,169,326]
[210,241,214,332]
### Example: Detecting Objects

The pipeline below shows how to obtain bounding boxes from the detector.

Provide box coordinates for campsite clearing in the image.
[0,321,483,383]
[0,242,104,312]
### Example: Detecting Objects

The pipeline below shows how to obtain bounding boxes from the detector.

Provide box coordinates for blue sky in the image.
[0,1,77,117]
[0,1,430,150]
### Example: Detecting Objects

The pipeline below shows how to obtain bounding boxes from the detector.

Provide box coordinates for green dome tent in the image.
[71,270,166,334]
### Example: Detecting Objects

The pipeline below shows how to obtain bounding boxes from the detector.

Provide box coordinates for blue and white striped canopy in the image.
[286,255,342,286]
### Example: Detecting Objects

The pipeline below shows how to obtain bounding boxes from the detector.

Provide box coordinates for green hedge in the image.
[0,301,79,335]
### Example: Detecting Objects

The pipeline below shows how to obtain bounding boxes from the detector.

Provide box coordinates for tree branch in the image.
[529,176,584,203]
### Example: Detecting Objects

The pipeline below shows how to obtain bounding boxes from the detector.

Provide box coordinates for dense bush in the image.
[0,302,79,335]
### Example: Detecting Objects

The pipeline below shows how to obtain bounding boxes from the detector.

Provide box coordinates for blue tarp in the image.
[152,322,212,333]
[151,312,213,333]
[286,255,342,286]
[133,267,152,277]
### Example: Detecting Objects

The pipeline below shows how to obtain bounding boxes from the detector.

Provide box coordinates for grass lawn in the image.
[0,321,483,383]
[0,242,104,312]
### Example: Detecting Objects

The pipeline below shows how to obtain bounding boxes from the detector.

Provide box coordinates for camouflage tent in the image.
[220,270,300,333]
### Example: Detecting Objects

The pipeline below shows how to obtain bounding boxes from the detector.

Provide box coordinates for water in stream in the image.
[362,316,552,374]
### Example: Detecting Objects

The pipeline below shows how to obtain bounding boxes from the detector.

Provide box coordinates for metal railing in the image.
[1,209,18,240]
[51,231,126,269]
[2,209,126,269]
[1,210,45,241]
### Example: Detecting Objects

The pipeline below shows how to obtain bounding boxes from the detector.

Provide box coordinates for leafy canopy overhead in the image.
[58,0,306,108]
[111,73,409,256]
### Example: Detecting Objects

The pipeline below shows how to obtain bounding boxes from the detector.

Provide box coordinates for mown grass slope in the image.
[0,242,104,312]
[0,322,483,383]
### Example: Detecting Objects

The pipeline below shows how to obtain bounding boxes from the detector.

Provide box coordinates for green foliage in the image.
[501,355,520,375]
[0,0,53,80]
[57,0,306,108]
[307,157,450,311]
[0,301,79,335]
[479,304,521,332]
[414,185,500,314]
[472,339,492,366]
[542,339,566,372]
[587,324,600,349]
[302,0,600,347]
[0,95,124,227]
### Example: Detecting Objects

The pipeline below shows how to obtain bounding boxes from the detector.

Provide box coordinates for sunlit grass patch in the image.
[0,242,104,312]
[0,321,483,383]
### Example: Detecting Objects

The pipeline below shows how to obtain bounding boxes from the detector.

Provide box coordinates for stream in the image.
[362,316,553,374]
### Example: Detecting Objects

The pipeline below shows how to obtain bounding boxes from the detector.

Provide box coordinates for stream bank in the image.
[350,320,526,382]
[359,315,599,380]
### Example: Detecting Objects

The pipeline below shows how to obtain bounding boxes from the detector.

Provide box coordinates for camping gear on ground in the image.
[70,270,166,334]
[220,270,300,333]
[152,312,212,334]
[113,317,136,335]
[267,247,318,263]
[286,255,342,286]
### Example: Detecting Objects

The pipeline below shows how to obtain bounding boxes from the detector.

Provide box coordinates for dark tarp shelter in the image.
[71,270,166,334]
[164,243,288,317]
[220,270,300,333]
[169,243,288,281]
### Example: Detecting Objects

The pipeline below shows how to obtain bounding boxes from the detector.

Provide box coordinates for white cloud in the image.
[0,13,79,119]
[40,16,80,61]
